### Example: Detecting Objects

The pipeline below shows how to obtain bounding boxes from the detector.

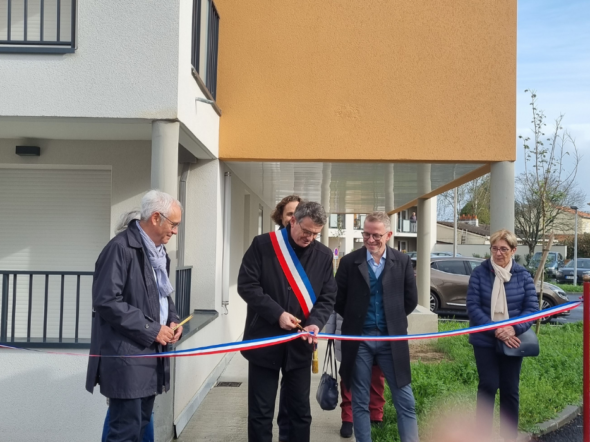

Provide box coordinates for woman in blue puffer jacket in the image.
[466,229,538,442]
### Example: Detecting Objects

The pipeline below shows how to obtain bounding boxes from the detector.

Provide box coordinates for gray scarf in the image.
[136,222,174,301]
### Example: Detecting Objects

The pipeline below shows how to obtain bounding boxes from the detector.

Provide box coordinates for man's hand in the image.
[169,323,183,344]
[155,325,174,346]
[279,312,300,330]
[300,324,319,345]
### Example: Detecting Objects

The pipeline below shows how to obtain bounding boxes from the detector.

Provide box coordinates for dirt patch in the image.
[410,344,448,363]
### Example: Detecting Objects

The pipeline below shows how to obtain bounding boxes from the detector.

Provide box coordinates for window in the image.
[353,214,366,230]
[435,260,469,276]
[191,0,220,99]
[467,261,482,271]
[257,205,263,235]
[0,0,76,53]
[329,214,346,229]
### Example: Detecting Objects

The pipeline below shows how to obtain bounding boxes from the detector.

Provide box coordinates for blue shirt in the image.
[367,249,386,279]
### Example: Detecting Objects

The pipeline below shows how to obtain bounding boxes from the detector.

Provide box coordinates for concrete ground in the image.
[176,339,351,442]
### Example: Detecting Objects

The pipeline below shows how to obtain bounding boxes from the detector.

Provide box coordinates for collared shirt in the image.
[367,248,386,279]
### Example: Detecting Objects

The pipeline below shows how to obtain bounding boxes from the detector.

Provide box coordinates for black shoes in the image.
[340,421,353,438]
[371,420,383,428]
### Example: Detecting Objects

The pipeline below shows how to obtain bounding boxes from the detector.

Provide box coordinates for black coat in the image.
[86,220,180,399]
[238,230,337,371]
[335,246,417,389]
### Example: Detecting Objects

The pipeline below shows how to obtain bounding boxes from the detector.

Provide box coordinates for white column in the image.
[416,164,432,309]
[490,161,515,234]
[416,198,432,308]
[385,163,395,247]
[151,121,180,194]
[321,163,332,246]
[150,120,180,442]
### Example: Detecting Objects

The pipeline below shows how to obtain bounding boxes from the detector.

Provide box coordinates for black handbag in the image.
[316,339,339,410]
[496,327,540,357]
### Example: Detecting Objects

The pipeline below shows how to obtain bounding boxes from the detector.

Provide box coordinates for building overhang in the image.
[226,161,490,214]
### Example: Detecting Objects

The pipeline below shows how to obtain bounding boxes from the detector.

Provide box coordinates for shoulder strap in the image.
[269,228,317,318]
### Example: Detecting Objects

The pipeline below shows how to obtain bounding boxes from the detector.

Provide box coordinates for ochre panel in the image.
[214,0,516,162]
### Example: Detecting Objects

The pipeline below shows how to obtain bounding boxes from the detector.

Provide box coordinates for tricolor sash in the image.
[269,228,317,318]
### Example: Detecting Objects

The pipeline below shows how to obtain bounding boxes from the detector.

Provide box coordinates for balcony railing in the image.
[0,270,93,347]
[1,267,193,348]
[175,266,192,320]
[0,0,77,53]
[397,219,417,233]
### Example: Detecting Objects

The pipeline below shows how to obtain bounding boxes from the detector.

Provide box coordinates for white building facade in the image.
[0,2,272,441]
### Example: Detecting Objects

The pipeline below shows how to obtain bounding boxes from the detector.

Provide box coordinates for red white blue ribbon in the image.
[269,228,317,317]
[0,301,580,357]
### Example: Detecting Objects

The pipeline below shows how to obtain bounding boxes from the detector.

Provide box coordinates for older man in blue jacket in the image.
[86,190,183,442]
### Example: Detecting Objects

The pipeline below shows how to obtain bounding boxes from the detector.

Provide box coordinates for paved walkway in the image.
[176,339,351,442]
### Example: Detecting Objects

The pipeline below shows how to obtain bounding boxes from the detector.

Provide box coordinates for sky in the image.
[516,0,590,203]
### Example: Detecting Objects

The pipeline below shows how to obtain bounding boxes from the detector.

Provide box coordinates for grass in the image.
[372,321,583,441]
[553,283,584,293]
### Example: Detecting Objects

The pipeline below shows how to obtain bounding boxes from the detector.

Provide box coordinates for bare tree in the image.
[437,174,491,224]
[515,90,583,261]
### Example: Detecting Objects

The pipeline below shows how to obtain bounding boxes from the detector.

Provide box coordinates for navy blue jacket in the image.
[467,259,538,348]
[86,220,180,399]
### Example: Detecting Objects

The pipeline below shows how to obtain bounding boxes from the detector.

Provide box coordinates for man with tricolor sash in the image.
[238,201,337,442]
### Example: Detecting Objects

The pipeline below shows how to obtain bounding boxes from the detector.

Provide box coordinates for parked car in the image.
[405,251,462,259]
[412,257,570,318]
[526,251,565,278]
[556,258,590,285]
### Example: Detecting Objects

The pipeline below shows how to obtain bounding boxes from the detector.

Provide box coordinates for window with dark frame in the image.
[191,0,220,100]
[0,0,76,53]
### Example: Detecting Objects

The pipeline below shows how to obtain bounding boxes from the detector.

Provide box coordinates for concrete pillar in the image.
[385,163,395,248]
[150,120,179,442]
[490,161,515,234]
[416,198,432,308]
[416,164,432,309]
[321,163,332,247]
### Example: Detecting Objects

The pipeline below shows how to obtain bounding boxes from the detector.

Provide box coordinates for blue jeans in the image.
[351,332,419,442]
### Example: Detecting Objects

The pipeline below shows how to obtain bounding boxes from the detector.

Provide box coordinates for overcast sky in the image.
[516,0,590,204]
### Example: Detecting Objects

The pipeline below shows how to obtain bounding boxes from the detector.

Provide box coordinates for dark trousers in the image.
[473,346,523,440]
[277,377,289,441]
[248,362,311,442]
[106,395,156,442]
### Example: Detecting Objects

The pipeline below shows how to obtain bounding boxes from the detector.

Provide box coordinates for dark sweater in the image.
[466,259,539,348]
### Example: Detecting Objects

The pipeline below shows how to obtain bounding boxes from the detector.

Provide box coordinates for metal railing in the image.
[397,219,418,233]
[0,0,77,53]
[175,266,192,320]
[0,270,93,346]
[1,267,193,347]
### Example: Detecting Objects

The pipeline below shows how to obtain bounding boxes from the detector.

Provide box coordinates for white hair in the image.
[114,190,182,234]
[140,190,182,221]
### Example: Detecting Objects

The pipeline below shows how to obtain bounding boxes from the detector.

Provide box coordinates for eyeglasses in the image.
[490,246,512,254]
[159,212,180,229]
[361,232,385,241]
[296,221,321,238]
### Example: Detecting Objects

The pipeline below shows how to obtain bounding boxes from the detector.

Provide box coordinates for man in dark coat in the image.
[335,211,419,442]
[238,201,337,442]
[86,190,183,442]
